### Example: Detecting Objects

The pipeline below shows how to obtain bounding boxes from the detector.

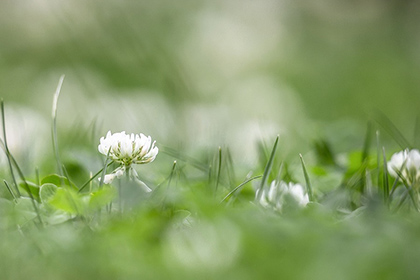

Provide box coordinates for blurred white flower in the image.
[97,131,158,186]
[388,149,420,185]
[256,180,309,211]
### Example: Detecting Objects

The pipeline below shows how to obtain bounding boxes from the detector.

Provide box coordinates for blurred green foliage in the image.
[1,1,420,279]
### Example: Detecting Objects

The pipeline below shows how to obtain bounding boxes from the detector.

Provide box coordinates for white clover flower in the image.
[388,149,420,185]
[98,131,158,187]
[98,131,158,166]
[256,180,309,211]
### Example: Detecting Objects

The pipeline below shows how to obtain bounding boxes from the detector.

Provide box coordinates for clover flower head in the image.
[256,180,309,211]
[388,149,420,184]
[98,131,158,166]
[97,131,158,188]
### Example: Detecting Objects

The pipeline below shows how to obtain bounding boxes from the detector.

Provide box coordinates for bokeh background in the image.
[2,2,420,279]
[1,0,420,167]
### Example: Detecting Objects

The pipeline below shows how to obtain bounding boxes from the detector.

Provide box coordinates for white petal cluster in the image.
[388,149,420,184]
[101,166,125,184]
[97,131,158,185]
[98,131,158,166]
[256,180,309,211]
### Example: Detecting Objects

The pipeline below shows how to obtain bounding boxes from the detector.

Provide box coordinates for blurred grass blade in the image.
[221,175,262,203]
[299,154,313,201]
[52,75,65,176]
[256,135,279,201]
[362,122,372,164]
[226,147,236,188]
[275,162,284,183]
[98,149,112,189]
[79,161,113,192]
[375,111,412,149]
[4,180,17,202]
[1,100,20,196]
[376,130,380,188]
[2,142,43,225]
[215,146,222,194]
[167,160,177,189]
[414,115,420,148]
[160,145,208,172]
[382,147,389,205]
[360,122,372,193]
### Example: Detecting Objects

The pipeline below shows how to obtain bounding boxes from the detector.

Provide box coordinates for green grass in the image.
[0,87,420,280]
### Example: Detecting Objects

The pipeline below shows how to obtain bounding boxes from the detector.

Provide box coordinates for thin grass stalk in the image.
[215,146,222,194]
[167,160,177,189]
[35,167,40,186]
[394,169,418,211]
[4,180,17,203]
[1,100,20,196]
[221,175,262,203]
[98,148,112,190]
[393,189,409,213]
[160,145,208,172]
[360,123,372,194]
[376,130,381,188]
[51,75,65,176]
[389,159,408,197]
[299,154,314,201]
[414,114,420,148]
[7,147,43,225]
[79,161,113,192]
[375,112,412,149]
[226,148,236,188]
[382,147,390,205]
[256,135,279,201]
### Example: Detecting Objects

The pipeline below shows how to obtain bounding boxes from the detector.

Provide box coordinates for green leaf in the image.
[41,174,77,190]
[89,186,116,210]
[49,188,85,215]
[18,181,40,200]
[40,183,58,204]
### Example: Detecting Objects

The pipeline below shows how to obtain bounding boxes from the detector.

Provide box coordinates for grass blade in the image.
[0,142,43,225]
[160,145,208,172]
[4,180,17,203]
[221,175,262,203]
[79,161,113,192]
[375,111,412,149]
[52,75,65,176]
[360,122,372,193]
[382,147,389,205]
[1,100,20,196]
[299,154,314,201]
[167,160,177,189]
[256,135,279,201]
[215,146,222,194]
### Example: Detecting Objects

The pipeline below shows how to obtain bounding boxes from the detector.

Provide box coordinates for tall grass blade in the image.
[221,175,262,203]
[225,147,236,188]
[98,149,112,189]
[414,115,420,148]
[375,111,412,149]
[1,100,20,196]
[167,160,177,189]
[360,122,372,193]
[79,161,113,192]
[382,147,389,205]
[4,144,43,225]
[215,146,222,194]
[4,180,17,202]
[256,135,279,201]
[299,154,314,201]
[160,145,208,172]
[52,75,65,176]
